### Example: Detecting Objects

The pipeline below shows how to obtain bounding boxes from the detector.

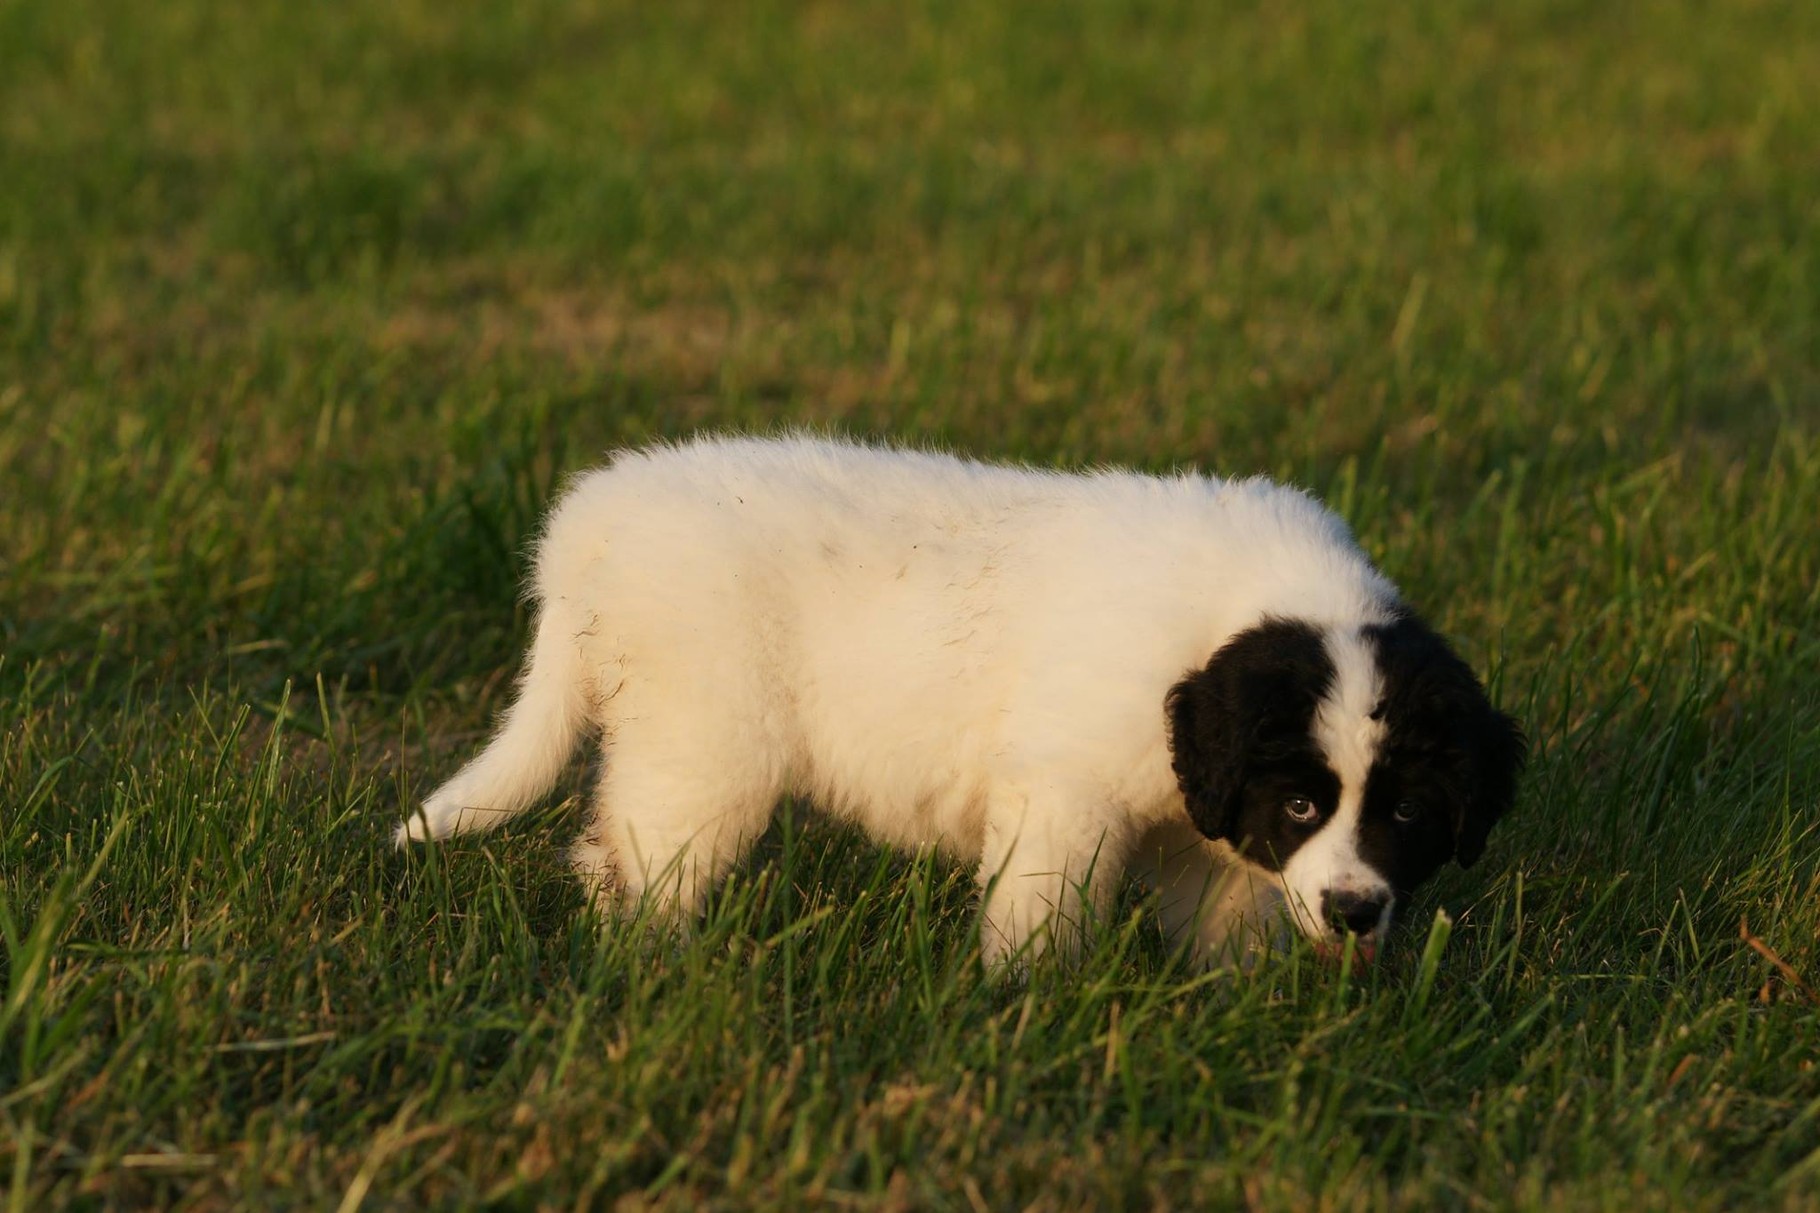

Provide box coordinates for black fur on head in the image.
[1165,613,1527,876]
[1362,613,1527,870]
[1164,618,1337,865]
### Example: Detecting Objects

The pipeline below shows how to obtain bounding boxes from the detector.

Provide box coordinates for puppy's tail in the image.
[396,604,592,846]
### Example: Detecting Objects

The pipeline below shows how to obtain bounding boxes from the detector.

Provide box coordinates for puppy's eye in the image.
[1393,800,1423,823]
[1283,797,1318,823]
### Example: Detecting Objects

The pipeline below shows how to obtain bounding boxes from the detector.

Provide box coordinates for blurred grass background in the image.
[2,1,1818,1208]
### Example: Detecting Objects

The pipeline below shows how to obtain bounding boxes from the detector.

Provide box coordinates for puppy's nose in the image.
[1322,890,1389,936]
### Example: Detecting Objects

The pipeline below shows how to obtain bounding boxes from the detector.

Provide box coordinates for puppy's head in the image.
[1165,613,1525,953]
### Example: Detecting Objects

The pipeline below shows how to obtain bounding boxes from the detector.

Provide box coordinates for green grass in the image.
[3,0,1819,1207]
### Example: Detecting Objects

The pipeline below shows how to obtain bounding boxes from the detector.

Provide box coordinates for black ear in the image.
[1165,619,1334,843]
[1165,667,1246,841]
[1367,614,1528,870]
[1455,706,1527,868]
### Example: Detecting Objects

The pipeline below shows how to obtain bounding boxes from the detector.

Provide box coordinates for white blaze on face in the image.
[1279,626,1394,941]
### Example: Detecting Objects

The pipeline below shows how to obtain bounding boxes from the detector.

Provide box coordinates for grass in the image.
[2,0,1818,1207]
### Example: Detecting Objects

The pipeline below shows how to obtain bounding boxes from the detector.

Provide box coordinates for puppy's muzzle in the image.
[1322,889,1390,936]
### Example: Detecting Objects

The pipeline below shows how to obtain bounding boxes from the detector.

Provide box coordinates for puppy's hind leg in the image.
[573,713,786,921]
[397,605,593,845]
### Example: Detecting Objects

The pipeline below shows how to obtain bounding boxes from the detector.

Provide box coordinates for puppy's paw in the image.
[978,922,1046,981]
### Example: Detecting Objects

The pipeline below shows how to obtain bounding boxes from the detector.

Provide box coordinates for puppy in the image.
[397,435,1524,970]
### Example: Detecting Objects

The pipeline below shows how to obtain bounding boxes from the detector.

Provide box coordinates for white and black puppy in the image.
[397,435,1524,970]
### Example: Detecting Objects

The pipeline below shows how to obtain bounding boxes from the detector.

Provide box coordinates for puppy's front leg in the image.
[975,795,1126,974]
[1137,819,1289,970]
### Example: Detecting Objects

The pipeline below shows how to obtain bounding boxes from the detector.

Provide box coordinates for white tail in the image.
[395,605,590,845]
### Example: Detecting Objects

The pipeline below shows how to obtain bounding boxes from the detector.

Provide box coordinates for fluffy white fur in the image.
[398,435,1404,968]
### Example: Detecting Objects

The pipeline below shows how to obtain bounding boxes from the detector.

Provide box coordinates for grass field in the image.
[4,0,1819,1207]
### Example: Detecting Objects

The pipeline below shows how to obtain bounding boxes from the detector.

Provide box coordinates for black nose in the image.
[1322,890,1390,936]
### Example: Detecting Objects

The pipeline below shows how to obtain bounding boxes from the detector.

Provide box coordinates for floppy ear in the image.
[1165,667,1246,842]
[1165,619,1333,844]
[1454,706,1527,868]
[1369,614,1528,870]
